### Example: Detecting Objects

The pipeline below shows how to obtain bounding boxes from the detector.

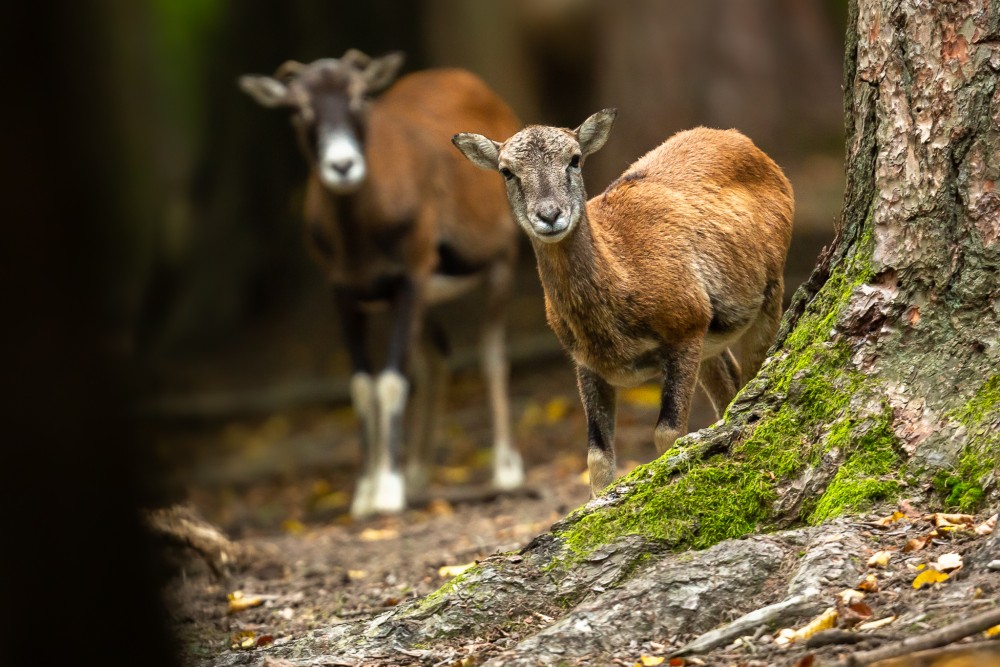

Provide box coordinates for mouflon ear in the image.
[238,74,293,108]
[452,133,502,171]
[575,108,618,157]
[359,51,405,95]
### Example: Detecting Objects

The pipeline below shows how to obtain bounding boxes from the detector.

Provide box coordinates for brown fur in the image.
[455,114,793,496]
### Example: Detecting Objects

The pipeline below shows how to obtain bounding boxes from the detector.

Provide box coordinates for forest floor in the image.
[159,356,673,665]
[157,355,1000,667]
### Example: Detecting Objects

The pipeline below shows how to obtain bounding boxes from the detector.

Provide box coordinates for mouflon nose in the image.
[329,159,354,176]
[536,205,563,223]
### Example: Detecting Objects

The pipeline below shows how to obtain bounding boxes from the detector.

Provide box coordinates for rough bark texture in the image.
[205,1,999,664]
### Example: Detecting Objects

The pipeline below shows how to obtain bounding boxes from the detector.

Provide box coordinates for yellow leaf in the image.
[857,574,879,592]
[640,657,665,666]
[347,569,367,580]
[438,562,475,579]
[867,550,893,567]
[857,616,896,631]
[779,607,838,645]
[875,510,905,526]
[359,527,399,541]
[230,630,256,650]
[282,519,306,535]
[622,385,661,408]
[912,568,949,589]
[984,624,1000,638]
[228,593,264,613]
[544,396,572,423]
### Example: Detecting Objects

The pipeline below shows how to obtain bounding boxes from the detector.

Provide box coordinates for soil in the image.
[161,356,681,665]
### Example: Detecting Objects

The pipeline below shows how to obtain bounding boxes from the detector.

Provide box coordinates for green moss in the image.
[935,374,1000,512]
[551,224,903,564]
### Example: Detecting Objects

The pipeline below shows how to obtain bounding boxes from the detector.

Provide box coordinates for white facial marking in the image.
[318,129,366,193]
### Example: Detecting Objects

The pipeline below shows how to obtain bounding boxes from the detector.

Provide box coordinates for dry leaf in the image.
[857,574,879,592]
[669,659,686,666]
[228,591,264,613]
[984,625,1000,638]
[837,588,866,605]
[621,385,661,408]
[359,527,399,542]
[857,616,896,631]
[912,568,949,589]
[792,656,815,667]
[255,635,274,648]
[281,519,306,535]
[975,513,997,536]
[230,630,256,650]
[924,513,975,528]
[875,510,905,526]
[903,534,933,552]
[934,552,963,572]
[776,607,838,646]
[438,562,475,579]
[867,550,893,567]
[639,657,665,666]
[544,397,572,423]
[347,569,367,580]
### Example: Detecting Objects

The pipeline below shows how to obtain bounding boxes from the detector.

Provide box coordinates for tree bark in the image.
[207,0,1000,664]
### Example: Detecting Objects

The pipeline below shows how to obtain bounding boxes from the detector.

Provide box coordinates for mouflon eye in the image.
[569,154,581,169]
[499,167,514,180]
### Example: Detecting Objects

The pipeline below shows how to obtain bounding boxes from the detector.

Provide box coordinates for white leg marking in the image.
[587,448,616,497]
[369,370,409,514]
[482,322,524,489]
[350,475,376,519]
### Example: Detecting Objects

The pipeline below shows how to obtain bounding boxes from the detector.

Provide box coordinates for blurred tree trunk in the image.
[216,0,1000,663]
[589,0,845,186]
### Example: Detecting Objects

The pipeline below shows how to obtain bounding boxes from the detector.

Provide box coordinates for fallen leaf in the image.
[669,659,686,666]
[792,655,816,667]
[359,527,399,542]
[975,513,997,536]
[934,552,963,572]
[228,591,264,613]
[438,562,476,579]
[857,616,896,631]
[857,574,880,592]
[924,513,975,528]
[867,550,893,567]
[347,569,367,580]
[985,625,1000,638]
[281,519,306,535]
[837,588,866,605]
[912,568,949,589]
[230,630,256,650]
[776,607,838,646]
[639,657,665,666]
[875,510,905,526]
[544,396,572,423]
[255,635,274,648]
[426,499,454,516]
[621,385,661,408]
[903,534,933,552]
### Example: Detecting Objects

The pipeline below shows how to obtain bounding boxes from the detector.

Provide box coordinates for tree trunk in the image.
[208,0,1000,664]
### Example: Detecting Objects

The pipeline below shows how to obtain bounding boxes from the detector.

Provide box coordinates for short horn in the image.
[274,59,306,81]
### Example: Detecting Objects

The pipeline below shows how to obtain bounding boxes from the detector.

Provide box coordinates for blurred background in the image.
[91,0,847,532]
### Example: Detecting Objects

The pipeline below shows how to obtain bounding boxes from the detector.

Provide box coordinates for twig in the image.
[847,606,1000,665]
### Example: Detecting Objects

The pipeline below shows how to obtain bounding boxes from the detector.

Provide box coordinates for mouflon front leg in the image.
[335,288,380,519]
[654,338,704,454]
[578,365,617,497]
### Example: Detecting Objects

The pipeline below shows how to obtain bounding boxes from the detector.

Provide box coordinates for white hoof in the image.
[370,468,406,514]
[493,449,525,489]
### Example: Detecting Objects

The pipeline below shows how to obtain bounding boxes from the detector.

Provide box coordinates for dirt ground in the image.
[161,355,686,664]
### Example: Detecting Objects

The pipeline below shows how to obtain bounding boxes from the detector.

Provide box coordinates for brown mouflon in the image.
[454,110,793,496]
[241,51,524,517]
